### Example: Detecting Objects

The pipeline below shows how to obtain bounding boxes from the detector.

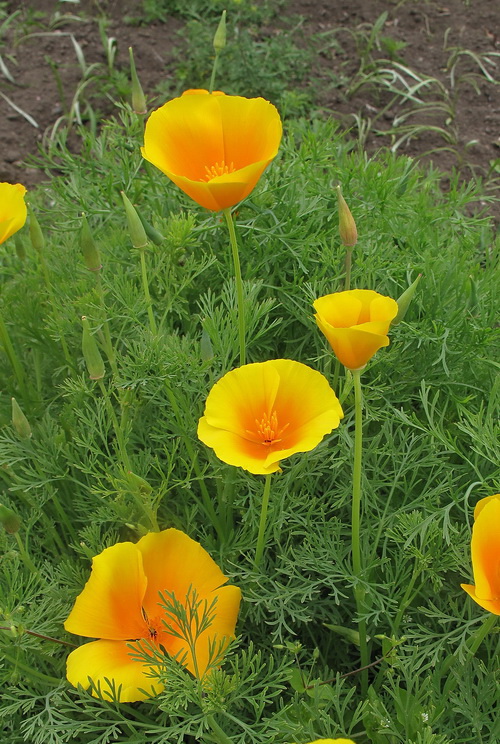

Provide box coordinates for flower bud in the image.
[392,274,422,326]
[200,327,214,362]
[28,207,45,253]
[11,397,32,439]
[0,503,21,534]
[129,46,147,115]
[81,316,105,380]
[126,470,153,496]
[80,214,102,271]
[337,185,357,248]
[137,207,165,246]
[14,234,26,261]
[121,191,148,250]
[213,10,227,54]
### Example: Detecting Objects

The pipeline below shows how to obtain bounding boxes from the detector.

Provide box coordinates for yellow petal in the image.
[198,417,282,475]
[0,182,28,245]
[470,498,500,602]
[64,542,147,640]
[66,639,163,702]
[474,493,500,521]
[315,317,390,370]
[460,584,500,615]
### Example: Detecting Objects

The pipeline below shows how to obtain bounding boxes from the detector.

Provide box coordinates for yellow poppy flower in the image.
[0,182,27,245]
[64,528,241,702]
[461,497,500,615]
[141,89,282,211]
[313,289,399,370]
[197,359,343,475]
[473,493,500,521]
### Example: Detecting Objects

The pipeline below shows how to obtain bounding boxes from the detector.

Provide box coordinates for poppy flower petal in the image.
[473,493,500,521]
[198,417,282,474]
[167,584,242,677]
[66,639,163,702]
[315,317,390,371]
[0,182,27,245]
[64,542,147,640]
[460,584,500,615]
[136,529,236,618]
[470,498,500,602]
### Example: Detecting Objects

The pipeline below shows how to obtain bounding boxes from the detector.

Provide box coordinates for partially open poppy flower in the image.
[313,289,398,370]
[0,182,27,245]
[197,359,343,475]
[64,529,241,702]
[141,89,282,211]
[461,496,500,615]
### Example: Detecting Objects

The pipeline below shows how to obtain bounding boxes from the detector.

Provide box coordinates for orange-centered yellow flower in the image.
[64,528,241,702]
[141,89,282,211]
[0,182,27,245]
[197,359,343,475]
[461,494,500,615]
[313,289,398,370]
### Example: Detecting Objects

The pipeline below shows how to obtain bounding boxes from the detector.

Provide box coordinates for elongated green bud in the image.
[11,397,32,439]
[137,207,165,246]
[121,191,148,250]
[14,234,26,261]
[392,274,422,326]
[82,316,105,379]
[80,214,102,271]
[337,185,357,248]
[0,503,21,534]
[200,327,214,362]
[28,207,45,253]
[126,470,153,495]
[213,10,227,54]
[129,46,147,115]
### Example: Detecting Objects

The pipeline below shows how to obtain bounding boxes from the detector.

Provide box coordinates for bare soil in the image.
[1,0,499,216]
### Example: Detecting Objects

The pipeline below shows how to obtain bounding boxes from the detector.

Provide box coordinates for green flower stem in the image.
[206,714,233,744]
[254,473,272,568]
[223,208,246,366]
[440,613,497,699]
[0,311,28,403]
[96,272,118,376]
[1,650,61,686]
[209,53,220,95]
[14,531,40,577]
[38,250,73,371]
[344,248,353,290]
[139,248,157,336]
[351,368,369,693]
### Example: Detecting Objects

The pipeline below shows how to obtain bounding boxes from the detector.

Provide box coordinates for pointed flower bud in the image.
[126,470,153,496]
[0,503,21,534]
[137,207,164,245]
[14,234,26,260]
[129,47,147,115]
[28,207,45,253]
[337,185,357,248]
[200,327,214,362]
[121,192,148,250]
[213,10,227,54]
[80,214,102,271]
[82,316,105,380]
[11,397,32,439]
[392,274,422,326]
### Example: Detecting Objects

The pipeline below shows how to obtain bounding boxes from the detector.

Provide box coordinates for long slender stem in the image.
[96,272,118,376]
[139,248,157,335]
[344,248,353,290]
[351,369,369,692]
[206,714,233,744]
[0,311,28,402]
[208,53,220,95]
[223,209,246,366]
[14,531,40,577]
[254,474,272,568]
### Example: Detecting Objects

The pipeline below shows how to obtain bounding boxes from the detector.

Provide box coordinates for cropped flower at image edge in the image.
[0,182,27,245]
[64,528,241,702]
[461,494,500,615]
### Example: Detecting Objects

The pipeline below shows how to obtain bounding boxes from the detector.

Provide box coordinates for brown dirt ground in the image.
[1,0,499,217]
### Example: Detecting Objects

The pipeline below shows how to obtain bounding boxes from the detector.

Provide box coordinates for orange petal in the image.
[0,182,28,245]
[470,498,500,602]
[66,639,163,702]
[474,493,500,521]
[64,542,147,640]
[315,317,390,370]
[198,417,282,474]
[460,584,500,616]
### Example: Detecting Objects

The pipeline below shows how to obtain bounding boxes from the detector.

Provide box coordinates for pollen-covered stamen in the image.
[250,410,290,446]
[203,160,235,181]
[141,607,162,642]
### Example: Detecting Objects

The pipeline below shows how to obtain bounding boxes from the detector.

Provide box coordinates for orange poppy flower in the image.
[141,89,282,211]
[0,182,27,245]
[461,496,500,615]
[197,359,343,475]
[64,529,241,702]
[313,289,398,370]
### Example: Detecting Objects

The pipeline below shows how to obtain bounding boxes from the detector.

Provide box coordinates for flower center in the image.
[141,608,164,642]
[250,410,289,446]
[202,160,235,181]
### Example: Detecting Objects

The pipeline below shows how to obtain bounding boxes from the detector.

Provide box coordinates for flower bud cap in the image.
[337,186,357,248]
[80,214,102,271]
[129,47,147,115]
[81,316,105,380]
[392,274,422,326]
[213,10,227,54]
[11,397,32,439]
[121,191,148,250]
[28,207,45,253]
[0,503,21,534]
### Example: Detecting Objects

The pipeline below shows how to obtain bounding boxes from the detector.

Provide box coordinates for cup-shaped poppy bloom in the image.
[0,182,27,245]
[64,528,241,702]
[197,359,344,475]
[461,496,500,615]
[313,289,399,370]
[141,89,282,212]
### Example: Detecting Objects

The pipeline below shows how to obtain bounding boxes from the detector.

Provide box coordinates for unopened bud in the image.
[337,185,357,248]
[213,10,227,54]
[28,207,45,253]
[0,504,21,534]
[200,327,214,362]
[11,398,32,439]
[137,208,165,245]
[126,470,153,495]
[14,234,26,261]
[80,214,102,271]
[392,274,422,326]
[129,47,147,115]
[81,316,105,380]
[121,191,148,250]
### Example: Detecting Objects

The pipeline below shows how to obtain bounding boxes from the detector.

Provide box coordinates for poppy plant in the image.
[461,495,500,615]
[64,528,241,702]
[197,359,344,475]
[313,289,399,370]
[0,182,27,245]
[141,89,282,211]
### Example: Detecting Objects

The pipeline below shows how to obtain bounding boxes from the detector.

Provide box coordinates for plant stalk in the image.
[223,208,246,366]
[254,474,272,568]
